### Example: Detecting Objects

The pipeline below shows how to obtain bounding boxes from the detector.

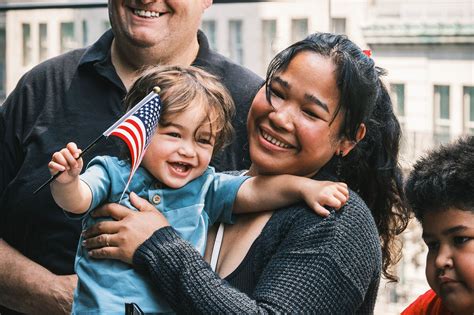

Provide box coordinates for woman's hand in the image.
[82,192,170,264]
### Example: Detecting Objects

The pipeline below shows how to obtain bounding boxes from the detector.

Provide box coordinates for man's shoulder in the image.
[203,49,261,82]
[31,48,87,74]
[2,48,90,113]
[199,50,262,114]
[18,48,88,86]
[194,33,262,91]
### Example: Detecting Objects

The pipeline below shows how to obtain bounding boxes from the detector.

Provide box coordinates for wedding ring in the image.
[105,235,110,247]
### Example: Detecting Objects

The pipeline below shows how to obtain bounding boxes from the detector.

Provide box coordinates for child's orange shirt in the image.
[402,289,453,315]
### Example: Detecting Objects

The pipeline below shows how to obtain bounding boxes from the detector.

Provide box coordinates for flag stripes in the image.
[104,90,162,197]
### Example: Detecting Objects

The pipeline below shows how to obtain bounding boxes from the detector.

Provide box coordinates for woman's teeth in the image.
[134,9,161,18]
[261,131,291,148]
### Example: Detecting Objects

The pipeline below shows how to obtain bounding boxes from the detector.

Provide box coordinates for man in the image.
[0,1,262,313]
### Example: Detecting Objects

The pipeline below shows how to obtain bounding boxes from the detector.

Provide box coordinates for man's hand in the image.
[0,239,77,314]
[32,274,77,314]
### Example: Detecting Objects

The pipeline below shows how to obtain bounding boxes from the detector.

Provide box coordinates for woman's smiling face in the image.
[247,51,351,177]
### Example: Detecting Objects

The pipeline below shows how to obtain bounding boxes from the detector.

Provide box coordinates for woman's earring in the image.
[336,151,344,179]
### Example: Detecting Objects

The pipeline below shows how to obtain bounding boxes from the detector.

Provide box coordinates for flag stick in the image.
[33,134,105,194]
[33,86,161,195]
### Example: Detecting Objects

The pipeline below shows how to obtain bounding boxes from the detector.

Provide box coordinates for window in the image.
[291,18,308,43]
[464,86,474,135]
[390,83,405,131]
[0,26,5,100]
[390,84,405,117]
[229,20,243,65]
[201,20,217,51]
[82,20,88,46]
[103,20,111,32]
[39,23,48,62]
[60,22,76,53]
[331,18,346,34]
[261,19,277,73]
[22,23,32,66]
[433,85,450,144]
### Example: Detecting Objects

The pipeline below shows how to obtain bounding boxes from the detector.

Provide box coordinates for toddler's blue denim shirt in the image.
[70,156,248,314]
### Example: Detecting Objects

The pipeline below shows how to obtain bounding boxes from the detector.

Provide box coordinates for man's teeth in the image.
[134,9,160,18]
[262,131,291,148]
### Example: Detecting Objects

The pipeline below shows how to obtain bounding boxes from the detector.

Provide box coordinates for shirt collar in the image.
[78,29,205,91]
[193,30,211,67]
[78,29,126,92]
[79,29,114,67]
[81,29,207,67]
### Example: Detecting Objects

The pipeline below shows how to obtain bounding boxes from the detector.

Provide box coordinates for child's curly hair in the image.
[124,65,235,155]
[405,136,474,221]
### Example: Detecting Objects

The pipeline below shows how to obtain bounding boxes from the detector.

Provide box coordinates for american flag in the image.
[103,90,162,195]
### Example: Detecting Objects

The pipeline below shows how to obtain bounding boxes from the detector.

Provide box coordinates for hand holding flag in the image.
[34,87,162,194]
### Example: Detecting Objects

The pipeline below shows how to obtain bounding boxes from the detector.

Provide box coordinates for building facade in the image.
[0,0,331,98]
[0,0,109,97]
[363,0,474,166]
[0,1,473,314]
[202,0,330,76]
[361,1,473,313]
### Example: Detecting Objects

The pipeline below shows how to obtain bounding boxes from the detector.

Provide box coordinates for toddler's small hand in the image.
[48,142,83,184]
[303,181,349,217]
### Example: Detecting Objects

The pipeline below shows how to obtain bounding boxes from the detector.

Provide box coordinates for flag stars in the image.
[105,93,162,197]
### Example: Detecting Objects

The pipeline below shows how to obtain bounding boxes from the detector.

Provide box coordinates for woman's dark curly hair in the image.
[266,33,410,281]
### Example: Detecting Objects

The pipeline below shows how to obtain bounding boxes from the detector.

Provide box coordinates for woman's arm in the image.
[83,193,380,313]
[131,222,375,313]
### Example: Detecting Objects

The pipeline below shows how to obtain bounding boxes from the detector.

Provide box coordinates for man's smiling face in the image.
[108,0,211,50]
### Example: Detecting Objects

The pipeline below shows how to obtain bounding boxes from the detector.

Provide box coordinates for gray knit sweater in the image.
[133,190,382,314]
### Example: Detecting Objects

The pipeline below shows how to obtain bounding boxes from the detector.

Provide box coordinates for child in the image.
[49,65,349,314]
[402,136,474,315]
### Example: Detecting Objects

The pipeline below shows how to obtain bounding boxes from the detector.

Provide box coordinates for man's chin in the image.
[121,30,165,49]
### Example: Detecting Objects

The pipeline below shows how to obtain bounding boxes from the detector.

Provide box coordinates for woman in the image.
[83,32,409,313]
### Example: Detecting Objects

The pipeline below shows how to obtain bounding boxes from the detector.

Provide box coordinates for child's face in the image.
[141,102,216,189]
[422,207,474,314]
